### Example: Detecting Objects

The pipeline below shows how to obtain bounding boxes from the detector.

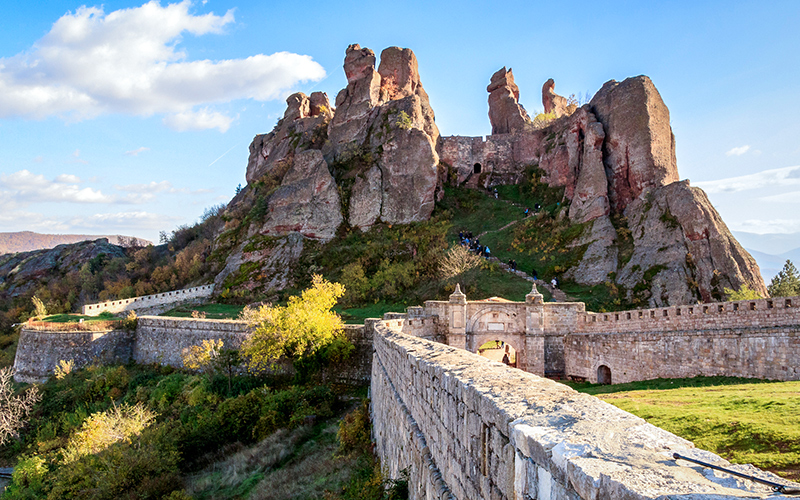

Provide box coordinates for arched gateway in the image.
[400,284,586,378]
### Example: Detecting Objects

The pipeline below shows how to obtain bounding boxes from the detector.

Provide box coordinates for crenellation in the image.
[81,284,214,316]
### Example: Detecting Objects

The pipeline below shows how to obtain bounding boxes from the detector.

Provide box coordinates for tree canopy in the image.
[241,275,347,370]
[768,260,800,298]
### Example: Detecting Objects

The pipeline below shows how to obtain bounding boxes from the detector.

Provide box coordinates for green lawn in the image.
[160,303,245,320]
[564,377,800,479]
[41,312,117,323]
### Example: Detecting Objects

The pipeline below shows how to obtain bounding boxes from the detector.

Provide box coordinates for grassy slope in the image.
[565,377,800,479]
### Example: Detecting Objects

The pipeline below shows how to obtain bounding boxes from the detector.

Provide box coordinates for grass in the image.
[41,313,117,323]
[564,377,800,479]
[161,303,246,320]
[335,302,408,324]
[437,186,523,240]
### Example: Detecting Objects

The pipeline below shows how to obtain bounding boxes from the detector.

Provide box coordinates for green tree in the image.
[768,260,800,297]
[724,284,763,301]
[182,338,241,393]
[241,275,348,371]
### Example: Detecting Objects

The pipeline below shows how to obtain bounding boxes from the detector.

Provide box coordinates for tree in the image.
[440,244,483,280]
[182,338,241,393]
[724,284,763,301]
[768,260,800,298]
[0,367,41,445]
[241,275,349,371]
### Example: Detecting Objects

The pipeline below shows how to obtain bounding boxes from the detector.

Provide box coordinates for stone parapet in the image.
[81,285,214,316]
[14,328,134,383]
[371,318,793,499]
[578,296,800,334]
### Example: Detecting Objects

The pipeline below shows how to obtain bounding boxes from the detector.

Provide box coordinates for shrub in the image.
[62,402,157,462]
[53,360,74,381]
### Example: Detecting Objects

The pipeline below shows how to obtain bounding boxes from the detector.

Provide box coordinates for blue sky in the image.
[1,1,799,259]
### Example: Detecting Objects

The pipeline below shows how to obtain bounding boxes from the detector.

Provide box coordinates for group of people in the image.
[458,231,491,258]
[523,203,543,218]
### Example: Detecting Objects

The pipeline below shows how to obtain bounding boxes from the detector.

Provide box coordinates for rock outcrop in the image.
[219,45,765,304]
[487,67,530,135]
[439,72,766,305]
[590,76,679,212]
[542,78,569,117]
[216,44,441,294]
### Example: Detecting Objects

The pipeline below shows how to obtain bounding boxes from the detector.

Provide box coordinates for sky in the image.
[1,1,799,260]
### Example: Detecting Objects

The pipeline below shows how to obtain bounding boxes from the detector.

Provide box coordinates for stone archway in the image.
[473,163,482,174]
[465,305,528,370]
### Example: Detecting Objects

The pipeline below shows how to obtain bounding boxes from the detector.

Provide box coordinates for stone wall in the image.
[14,316,373,385]
[14,328,134,383]
[371,318,790,499]
[81,285,214,316]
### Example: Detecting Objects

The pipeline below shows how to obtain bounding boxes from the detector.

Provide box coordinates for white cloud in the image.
[115,180,175,193]
[758,190,800,203]
[163,108,234,132]
[732,219,800,235]
[68,211,180,230]
[725,145,751,156]
[0,1,325,130]
[55,173,81,183]
[0,169,112,203]
[694,165,800,194]
[125,147,150,156]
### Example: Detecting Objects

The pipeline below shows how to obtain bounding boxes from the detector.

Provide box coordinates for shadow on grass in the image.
[561,376,774,395]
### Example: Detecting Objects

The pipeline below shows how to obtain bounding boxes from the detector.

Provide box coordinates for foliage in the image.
[242,275,347,371]
[182,338,241,393]
[0,367,41,446]
[529,111,557,130]
[31,296,47,319]
[768,260,800,298]
[724,284,763,301]
[337,399,372,456]
[53,360,74,381]
[439,244,483,280]
[394,111,412,130]
[62,402,157,462]
[2,363,365,499]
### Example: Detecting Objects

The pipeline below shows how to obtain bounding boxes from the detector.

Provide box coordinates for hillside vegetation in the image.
[0,363,400,500]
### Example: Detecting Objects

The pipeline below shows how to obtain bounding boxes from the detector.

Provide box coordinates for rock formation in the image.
[218,45,766,305]
[487,67,530,134]
[216,44,441,293]
[439,72,766,304]
[542,78,569,117]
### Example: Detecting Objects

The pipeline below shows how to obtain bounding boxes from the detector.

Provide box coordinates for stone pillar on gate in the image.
[523,284,546,375]
[446,284,468,349]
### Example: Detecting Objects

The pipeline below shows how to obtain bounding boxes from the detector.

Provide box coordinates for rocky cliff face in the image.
[438,73,766,305]
[217,45,765,306]
[215,44,441,294]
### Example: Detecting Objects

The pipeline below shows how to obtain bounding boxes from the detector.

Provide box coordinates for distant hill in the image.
[0,231,151,256]
[746,247,800,283]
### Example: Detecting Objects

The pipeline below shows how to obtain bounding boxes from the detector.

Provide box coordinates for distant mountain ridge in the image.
[0,231,151,256]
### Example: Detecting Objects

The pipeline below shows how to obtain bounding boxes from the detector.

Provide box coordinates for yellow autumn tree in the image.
[241,275,349,372]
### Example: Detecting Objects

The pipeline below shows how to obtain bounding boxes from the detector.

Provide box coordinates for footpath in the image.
[467,197,574,302]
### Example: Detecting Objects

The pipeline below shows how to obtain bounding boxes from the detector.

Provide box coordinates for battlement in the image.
[578,295,800,334]
[81,284,214,316]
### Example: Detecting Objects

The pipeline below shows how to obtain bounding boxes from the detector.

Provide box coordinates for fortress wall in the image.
[133,316,250,367]
[14,317,373,384]
[372,318,777,500]
[566,327,800,384]
[81,285,214,316]
[13,328,134,383]
[577,296,800,334]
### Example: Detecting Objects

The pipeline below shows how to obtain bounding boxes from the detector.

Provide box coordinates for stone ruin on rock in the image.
[214,43,766,307]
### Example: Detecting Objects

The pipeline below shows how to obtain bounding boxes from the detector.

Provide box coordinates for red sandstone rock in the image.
[309,91,333,119]
[590,76,679,212]
[542,78,569,117]
[487,67,530,135]
[258,150,342,240]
